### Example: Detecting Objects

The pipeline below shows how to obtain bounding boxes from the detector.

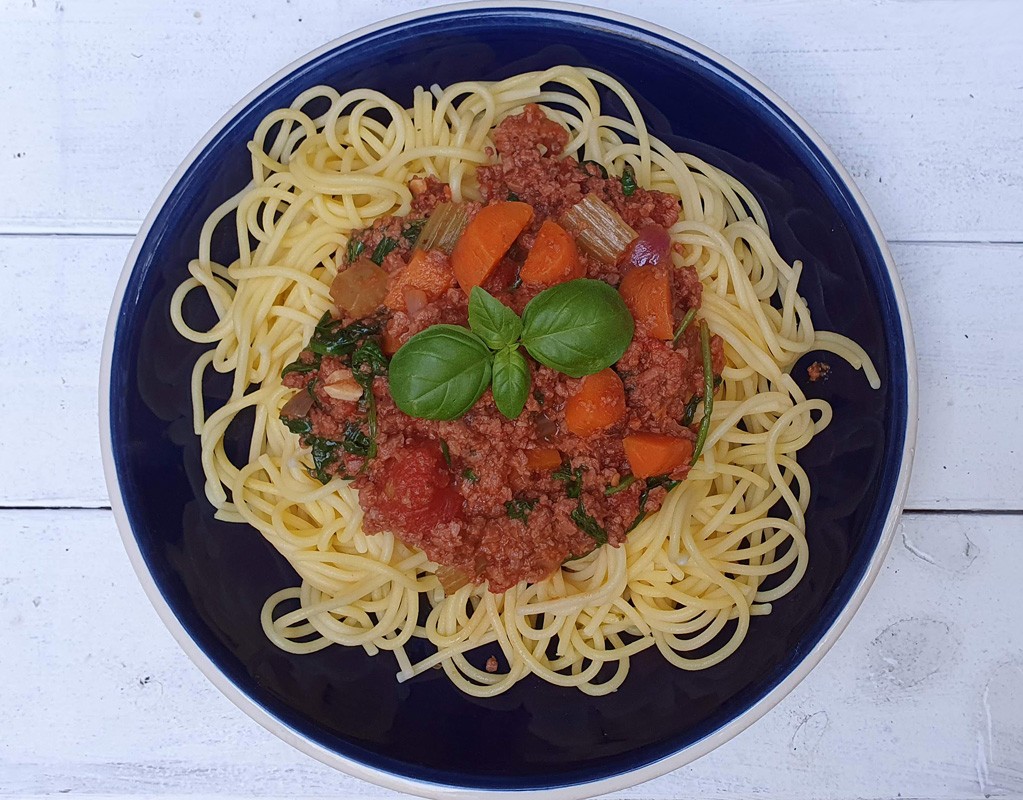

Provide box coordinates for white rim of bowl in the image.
[99,2,919,797]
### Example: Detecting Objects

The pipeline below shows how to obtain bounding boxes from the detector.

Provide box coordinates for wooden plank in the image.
[1,508,1020,799]
[0,0,1021,241]
[1,235,1019,510]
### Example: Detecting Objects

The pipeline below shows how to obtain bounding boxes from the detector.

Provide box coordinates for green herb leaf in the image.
[346,237,364,264]
[281,415,312,436]
[401,219,427,243]
[605,474,635,496]
[440,439,452,467]
[308,436,343,484]
[672,308,697,344]
[492,346,530,419]
[281,355,320,378]
[341,421,372,457]
[520,279,634,377]
[505,497,538,522]
[388,325,494,420]
[627,474,680,531]
[691,320,715,466]
[468,287,523,350]
[571,503,607,545]
[462,467,479,482]
[620,165,637,197]
[351,339,388,387]
[681,393,702,427]
[370,236,399,265]
[553,462,585,499]
[309,312,382,357]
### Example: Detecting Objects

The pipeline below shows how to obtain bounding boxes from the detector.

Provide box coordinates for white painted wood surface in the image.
[2,0,1022,798]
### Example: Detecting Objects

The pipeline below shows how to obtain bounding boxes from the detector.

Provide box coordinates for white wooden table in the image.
[3,1,1022,797]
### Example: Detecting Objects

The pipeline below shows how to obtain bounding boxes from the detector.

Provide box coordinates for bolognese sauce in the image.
[280,104,724,593]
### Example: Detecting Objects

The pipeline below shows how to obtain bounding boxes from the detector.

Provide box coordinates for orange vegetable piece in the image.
[520,219,584,286]
[564,368,626,437]
[525,447,563,471]
[618,264,674,339]
[623,433,694,478]
[383,249,455,311]
[451,201,534,292]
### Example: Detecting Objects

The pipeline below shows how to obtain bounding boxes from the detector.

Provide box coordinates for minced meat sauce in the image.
[280,104,724,593]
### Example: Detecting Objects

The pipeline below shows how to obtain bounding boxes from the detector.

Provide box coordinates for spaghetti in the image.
[170,66,879,697]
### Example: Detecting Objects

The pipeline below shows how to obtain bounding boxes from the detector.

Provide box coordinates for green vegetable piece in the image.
[346,238,364,264]
[388,325,494,420]
[505,497,538,522]
[571,503,607,545]
[553,462,585,499]
[520,279,634,377]
[439,438,452,466]
[691,320,714,465]
[468,286,523,350]
[462,467,479,482]
[672,308,697,344]
[605,474,635,496]
[308,436,343,484]
[620,165,637,196]
[281,355,320,378]
[492,346,530,420]
[281,415,312,436]
[370,236,399,265]
[401,219,427,243]
[309,312,381,357]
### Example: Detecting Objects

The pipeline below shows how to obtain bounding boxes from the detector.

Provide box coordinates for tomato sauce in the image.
[281,105,724,593]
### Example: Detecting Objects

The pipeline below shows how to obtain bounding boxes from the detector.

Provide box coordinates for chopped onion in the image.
[620,224,671,268]
[330,256,389,318]
[414,202,471,254]
[403,287,428,318]
[281,389,313,419]
[560,193,637,265]
[436,564,471,594]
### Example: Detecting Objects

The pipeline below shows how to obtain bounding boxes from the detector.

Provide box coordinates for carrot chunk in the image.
[618,264,674,339]
[564,368,626,437]
[525,447,563,471]
[520,219,583,286]
[451,201,534,292]
[383,249,454,311]
[623,432,694,478]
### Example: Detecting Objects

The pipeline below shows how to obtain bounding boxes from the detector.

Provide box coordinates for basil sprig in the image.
[388,279,634,421]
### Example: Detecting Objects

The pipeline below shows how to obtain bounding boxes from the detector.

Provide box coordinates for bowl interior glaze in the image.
[107,5,910,793]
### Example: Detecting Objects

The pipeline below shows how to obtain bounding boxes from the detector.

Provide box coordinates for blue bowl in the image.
[101,3,916,797]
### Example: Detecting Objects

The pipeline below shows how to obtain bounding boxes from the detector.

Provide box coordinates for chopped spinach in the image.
[401,219,427,243]
[605,474,636,496]
[281,356,320,379]
[553,462,585,499]
[340,421,372,457]
[570,503,607,545]
[505,497,538,522]
[627,474,680,532]
[370,236,399,265]
[308,436,344,484]
[681,394,702,427]
[346,238,364,264]
[281,415,312,436]
[309,312,382,357]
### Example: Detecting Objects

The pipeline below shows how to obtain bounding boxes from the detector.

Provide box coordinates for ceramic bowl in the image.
[101,3,916,797]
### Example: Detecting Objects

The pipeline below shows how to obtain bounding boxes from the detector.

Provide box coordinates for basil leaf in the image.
[491,346,530,419]
[389,325,494,420]
[520,279,634,377]
[468,287,523,350]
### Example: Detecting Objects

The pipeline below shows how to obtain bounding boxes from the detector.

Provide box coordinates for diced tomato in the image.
[373,441,464,533]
